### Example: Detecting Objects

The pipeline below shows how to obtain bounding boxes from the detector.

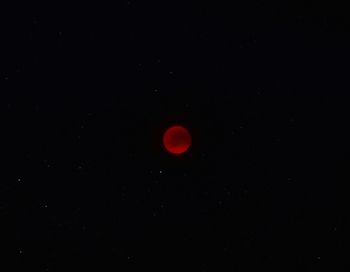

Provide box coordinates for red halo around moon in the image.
[163,125,191,155]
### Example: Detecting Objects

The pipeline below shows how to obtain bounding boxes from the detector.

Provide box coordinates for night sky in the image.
[2,1,349,271]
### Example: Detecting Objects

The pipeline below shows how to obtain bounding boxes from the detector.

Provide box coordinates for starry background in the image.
[2,1,349,271]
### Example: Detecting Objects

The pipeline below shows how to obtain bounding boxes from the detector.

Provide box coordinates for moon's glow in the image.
[163,125,191,155]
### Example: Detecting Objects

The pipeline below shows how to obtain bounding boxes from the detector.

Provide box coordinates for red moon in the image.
[163,125,191,155]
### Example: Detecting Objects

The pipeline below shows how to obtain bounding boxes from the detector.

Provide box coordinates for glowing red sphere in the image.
[163,125,191,155]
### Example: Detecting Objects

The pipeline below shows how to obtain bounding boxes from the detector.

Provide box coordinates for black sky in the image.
[2,1,349,271]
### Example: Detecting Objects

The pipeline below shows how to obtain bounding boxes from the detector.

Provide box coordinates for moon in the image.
[163,125,191,155]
